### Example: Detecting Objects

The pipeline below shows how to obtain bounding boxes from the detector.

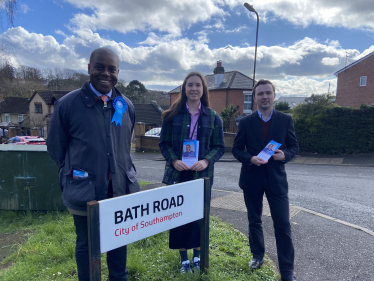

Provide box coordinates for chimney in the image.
[213,60,224,87]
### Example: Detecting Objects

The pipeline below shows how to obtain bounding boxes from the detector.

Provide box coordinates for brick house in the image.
[134,101,164,131]
[0,96,29,124]
[334,51,374,108]
[28,90,69,137]
[0,95,29,137]
[168,61,255,115]
[28,90,165,137]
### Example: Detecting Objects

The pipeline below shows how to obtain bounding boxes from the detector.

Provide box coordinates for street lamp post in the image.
[244,3,259,111]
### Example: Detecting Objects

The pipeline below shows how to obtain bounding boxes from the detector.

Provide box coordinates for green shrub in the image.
[293,98,374,154]
[274,101,290,111]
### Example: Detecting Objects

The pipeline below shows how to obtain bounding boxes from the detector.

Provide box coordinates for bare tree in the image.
[0,0,17,29]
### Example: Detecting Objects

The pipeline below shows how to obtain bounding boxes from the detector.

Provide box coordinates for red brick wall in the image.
[170,93,179,106]
[137,133,236,152]
[170,88,258,114]
[209,90,227,114]
[170,89,228,114]
[336,54,374,108]
[140,136,160,151]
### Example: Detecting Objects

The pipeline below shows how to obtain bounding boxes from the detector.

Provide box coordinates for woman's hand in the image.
[172,159,190,171]
[190,159,209,172]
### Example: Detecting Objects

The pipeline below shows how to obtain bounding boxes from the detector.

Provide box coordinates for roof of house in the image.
[334,50,374,76]
[160,105,169,111]
[275,97,306,104]
[168,71,254,94]
[0,97,30,114]
[0,121,18,128]
[19,115,31,128]
[30,90,70,105]
[134,103,163,127]
[275,97,306,109]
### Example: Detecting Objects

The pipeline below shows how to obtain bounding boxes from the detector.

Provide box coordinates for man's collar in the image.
[89,83,113,98]
[257,109,273,122]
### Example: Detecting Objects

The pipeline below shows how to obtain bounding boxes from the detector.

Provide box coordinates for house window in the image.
[18,115,24,122]
[360,76,367,86]
[5,114,10,122]
[39,127,44,137]
[35,103,42,113]
[243,91,252,113]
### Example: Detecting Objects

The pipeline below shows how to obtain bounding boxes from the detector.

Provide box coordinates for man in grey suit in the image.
[232,79,298,281]
[47,47,139,281]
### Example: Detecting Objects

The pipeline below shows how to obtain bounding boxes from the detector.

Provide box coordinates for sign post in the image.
[87,201,101,281]
[87,178,210,280]
[200,177,211,273]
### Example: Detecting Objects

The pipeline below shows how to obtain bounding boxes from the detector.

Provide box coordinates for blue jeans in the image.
[73,215,128,281]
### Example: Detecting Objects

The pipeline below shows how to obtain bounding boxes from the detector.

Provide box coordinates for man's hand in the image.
[250,156,268,166]
[190,159,209,172]
[272,149,285,161]
[172,159,190,171]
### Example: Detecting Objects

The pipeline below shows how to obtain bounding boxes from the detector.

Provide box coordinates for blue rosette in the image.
[111,96,127,126]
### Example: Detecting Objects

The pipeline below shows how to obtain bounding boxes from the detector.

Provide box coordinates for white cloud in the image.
[204,19,225,29]
[353,45,374,60]
[274,77,337,97]
[1,27,372,95]
[0,27,84,69]
[20,4,30,14]
[16,0,370,44]
[222,25,247,33]
[55,30,68,38]
[65,0,227,35]
[321,57,340,66]
[224,0,374,31]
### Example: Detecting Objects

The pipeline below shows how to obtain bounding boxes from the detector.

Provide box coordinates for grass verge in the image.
[0,181,278,280]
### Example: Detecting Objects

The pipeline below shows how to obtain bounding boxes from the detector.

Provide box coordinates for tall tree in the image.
[274,101,290,111]
[125,80,147,103]
[0,0,18,67]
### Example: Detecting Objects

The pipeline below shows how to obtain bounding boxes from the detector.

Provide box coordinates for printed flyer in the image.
[182,139,199,167]
[257,140,281,161]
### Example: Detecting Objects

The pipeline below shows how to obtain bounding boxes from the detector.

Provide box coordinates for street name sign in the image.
[98,179,204,253]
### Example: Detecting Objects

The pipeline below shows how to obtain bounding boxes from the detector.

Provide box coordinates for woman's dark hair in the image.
[161,72,210,122]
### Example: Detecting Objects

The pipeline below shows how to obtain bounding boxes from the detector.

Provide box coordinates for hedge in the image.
[293,105,374,155]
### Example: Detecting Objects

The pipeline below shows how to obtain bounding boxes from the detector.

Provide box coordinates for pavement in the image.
[133,151,374,167]
[135,151,374,281]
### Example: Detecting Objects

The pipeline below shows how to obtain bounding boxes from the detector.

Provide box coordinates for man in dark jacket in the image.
[47,47,139,281]
[232,79,298,281]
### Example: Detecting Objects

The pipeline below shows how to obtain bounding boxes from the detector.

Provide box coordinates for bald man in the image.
[47,47,139,281]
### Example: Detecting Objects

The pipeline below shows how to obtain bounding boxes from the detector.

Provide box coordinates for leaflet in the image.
[182,139,199,168]
[257,140,281,161]
[73,169,88,179]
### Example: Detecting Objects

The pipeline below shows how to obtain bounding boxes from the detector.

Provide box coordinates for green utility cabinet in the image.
[0,145,66,211]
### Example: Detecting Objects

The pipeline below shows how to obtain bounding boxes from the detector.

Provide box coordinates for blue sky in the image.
[1,0,374,97]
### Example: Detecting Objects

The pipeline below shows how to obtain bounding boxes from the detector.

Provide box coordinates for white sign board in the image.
[99,179,204,253]
[0,144,47,152]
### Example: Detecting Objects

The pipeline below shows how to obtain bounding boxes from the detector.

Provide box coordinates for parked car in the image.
[3,136,46,145]
[144,127,161,137]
